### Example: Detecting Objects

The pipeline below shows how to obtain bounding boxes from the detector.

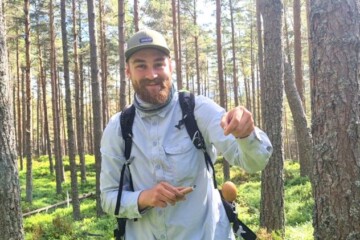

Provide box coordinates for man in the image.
[100,29,273,239]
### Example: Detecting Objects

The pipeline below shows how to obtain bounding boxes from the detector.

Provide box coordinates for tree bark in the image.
[194,0,200,95]
[256,0,264,129]
[310,1,360,239]
[35,4,53,173]
[60,0,81,220]
[72,0,86,183]
[215,0,230,181]
[283,4,312,177]
[118,0,126,110]
[260,0,285,234]
[87,0,104,216]
[134,0,139,32]
[177,0,182,90]
[284,61,312,177]
[172,0,182,90]
[0,2,24,236]
[16,30,23,170]
[49,0,64,194]
[250,21,256,124]
[24,0,33,203]
[293,0,304,109]
[229,0,239,107]
[99,0,109,128]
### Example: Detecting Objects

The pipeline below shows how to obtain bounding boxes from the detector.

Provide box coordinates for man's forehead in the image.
[129,49,169,63]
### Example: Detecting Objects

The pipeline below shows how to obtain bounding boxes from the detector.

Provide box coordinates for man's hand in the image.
[138,182,192,210]
[220,106,254,138]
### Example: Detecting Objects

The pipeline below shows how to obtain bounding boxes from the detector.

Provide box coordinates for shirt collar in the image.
[134,85,177,118]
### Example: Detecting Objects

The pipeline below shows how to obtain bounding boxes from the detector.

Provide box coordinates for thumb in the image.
[220,113,228,130]
[220,112,231,135]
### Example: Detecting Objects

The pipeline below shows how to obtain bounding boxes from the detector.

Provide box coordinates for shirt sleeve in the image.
[194,96,273,173]
[100,112,144,219]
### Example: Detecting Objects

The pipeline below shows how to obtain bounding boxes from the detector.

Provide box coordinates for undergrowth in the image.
[21,156,314,240]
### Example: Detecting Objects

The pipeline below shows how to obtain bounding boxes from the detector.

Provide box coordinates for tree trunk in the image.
[229,0,239,107]
[60,0,81,220]
[24,0,33,203]
[16,30,23,170]
[284,61,312,177]
[310,1,360,239]
[293,0,304,109]
[215,0,230,181]
[118,0,126,110]
[194,0,200,95]
[134,0,139,32]
[177,0,182,90]
[283,5,312,177]
[21,68,26,160]
[99,0,109,128]
[172,0,182,90]
[49,0,64,194]
[260,0,285,234]
[250,22,256,124]
[35,8,53,173]
[0,3,24,236]
[87,0,104,216]
[72,0,86,183]
[256,0,264,129]
[36,76,41,157]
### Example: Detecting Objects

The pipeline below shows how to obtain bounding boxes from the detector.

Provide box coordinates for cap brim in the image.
[125,45,170,61]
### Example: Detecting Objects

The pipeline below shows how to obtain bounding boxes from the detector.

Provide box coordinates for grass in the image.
[20,156,314,240]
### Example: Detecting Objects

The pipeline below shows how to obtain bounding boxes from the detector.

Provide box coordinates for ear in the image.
[125,63,130,78]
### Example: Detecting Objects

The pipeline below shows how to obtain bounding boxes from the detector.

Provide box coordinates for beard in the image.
[132,76,172,105]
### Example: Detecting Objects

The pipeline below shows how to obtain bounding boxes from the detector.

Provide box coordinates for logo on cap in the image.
[139,37,153,43]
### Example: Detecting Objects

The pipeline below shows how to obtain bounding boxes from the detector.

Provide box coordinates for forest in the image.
[0,0,359,239]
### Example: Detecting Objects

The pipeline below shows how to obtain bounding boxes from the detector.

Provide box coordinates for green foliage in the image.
[24,203,114,240]
[229,160,314,239]
[22,156,314,239]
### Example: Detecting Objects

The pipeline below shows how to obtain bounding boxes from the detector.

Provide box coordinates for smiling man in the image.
[100,29,273,240]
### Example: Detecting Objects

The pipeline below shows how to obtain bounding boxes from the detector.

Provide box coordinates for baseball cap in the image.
[125,29,171,61]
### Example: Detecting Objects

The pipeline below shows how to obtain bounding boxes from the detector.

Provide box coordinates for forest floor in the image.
[20,155,314,240]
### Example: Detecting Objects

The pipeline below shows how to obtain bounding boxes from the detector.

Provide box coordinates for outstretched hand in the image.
[220,106,254,138]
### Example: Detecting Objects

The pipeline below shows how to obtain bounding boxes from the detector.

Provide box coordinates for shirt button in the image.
[160,234,165,239]
[156,165,161,170]
[153,141,157,146]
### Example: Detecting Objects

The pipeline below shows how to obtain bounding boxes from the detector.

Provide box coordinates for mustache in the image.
[140,78,165,86]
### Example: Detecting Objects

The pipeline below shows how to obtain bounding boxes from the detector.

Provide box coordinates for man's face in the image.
[126,48,173,105]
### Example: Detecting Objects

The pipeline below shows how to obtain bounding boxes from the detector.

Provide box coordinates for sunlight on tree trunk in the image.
[310,1,360,238]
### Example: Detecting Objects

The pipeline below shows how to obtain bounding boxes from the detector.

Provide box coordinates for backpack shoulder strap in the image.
[120,105,136,160]
[178,91,205,149]
[178,91,217,188]
[178,91,256,240]
[114,105,136,216]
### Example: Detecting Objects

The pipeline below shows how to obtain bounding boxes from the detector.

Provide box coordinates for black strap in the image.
[120,105,136,160]
[178,91,217,189]
[114,105,136,239]
[179,91,256,239]
[220,191,257,240]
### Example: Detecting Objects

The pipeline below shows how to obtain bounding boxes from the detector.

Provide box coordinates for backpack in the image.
[113,91,256,240]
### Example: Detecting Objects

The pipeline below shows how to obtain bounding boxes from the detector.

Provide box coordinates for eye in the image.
[154,62,165,68]
[135,64,146,69]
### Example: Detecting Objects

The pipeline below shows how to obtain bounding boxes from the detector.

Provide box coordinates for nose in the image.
[145,67,158,80]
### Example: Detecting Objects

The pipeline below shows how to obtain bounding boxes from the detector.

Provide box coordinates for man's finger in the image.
[220,112,229,131]
[224,108,243,135]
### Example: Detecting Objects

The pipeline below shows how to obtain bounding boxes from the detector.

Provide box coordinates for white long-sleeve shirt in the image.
[100,92,272,240]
